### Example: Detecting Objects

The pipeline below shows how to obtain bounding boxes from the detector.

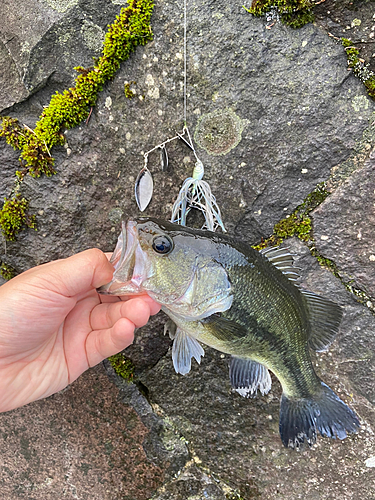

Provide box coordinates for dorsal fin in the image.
[300,289,343,352]
[260,246,300,282]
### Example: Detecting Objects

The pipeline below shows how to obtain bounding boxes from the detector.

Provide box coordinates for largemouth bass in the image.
[98,217,360,448]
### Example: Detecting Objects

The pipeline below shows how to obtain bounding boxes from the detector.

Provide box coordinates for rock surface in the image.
[0,365,165,500]
[313,155,375,302]
[0,0,375,498]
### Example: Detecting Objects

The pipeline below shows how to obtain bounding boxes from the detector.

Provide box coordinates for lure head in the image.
[98,218,233,320]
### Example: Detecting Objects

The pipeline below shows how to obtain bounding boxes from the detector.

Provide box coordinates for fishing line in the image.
[183,0,187,126]
[134,0,225,232]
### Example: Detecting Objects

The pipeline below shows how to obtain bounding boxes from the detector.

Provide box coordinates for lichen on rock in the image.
[44,0,79,13]
[194,108,245,156]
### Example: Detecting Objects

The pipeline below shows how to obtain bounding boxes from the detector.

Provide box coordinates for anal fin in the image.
[230,356,272,398]
[172,328,205,375]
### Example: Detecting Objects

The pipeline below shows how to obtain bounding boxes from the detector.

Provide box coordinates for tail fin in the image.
[279,382,360,449]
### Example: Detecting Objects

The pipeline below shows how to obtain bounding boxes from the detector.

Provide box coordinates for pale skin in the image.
[0,248,161,413]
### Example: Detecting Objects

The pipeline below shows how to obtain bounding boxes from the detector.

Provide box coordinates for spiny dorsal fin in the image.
[260,246,300,282]
[230,356,272,398]
[172,328,205,375]
[301,289,343,352]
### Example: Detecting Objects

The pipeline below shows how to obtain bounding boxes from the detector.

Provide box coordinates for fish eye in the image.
[152,235,173,255]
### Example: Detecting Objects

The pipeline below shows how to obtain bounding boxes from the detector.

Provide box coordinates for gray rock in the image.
[0,364,166,500]
[124,312,173,373]
[0,39,29,110]
[0,0,121,107]
[104,359,190,476]
[312,155,375,301]
[150,464,228,500]
[287,238,375,406]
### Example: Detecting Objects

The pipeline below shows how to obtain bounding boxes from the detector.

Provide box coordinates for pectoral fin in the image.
[230,356,272,398]
[201,314,248,341]
[172,328,205,375]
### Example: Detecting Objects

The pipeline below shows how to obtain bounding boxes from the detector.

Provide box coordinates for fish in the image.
[98,217,360,448]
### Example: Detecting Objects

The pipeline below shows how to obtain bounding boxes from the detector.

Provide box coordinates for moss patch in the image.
[252,182,375,309]
[0,0,154,240]
[342,38,375,100]
[0,195,37,241]
[252,182,329,250]
[0,261,16,281]
[244,0,314,29]
[124,81,136,98]
[108,353,135,382]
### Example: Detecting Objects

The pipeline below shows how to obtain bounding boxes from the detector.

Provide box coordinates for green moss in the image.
[342,38,375,100]
[310,249,339,276]
[0,262,16,281]
[226,494,246,500]
[0,117,32,150]
[252,183,329,250]
[124,81,136,98]
[0,195,37,241]
[298,183,329,212]
[0,0,154,240]
[244,0,314,29]
[108,353,135,382]
[0,117,56,179]
[33,0,154,150]
[274,213,311,240]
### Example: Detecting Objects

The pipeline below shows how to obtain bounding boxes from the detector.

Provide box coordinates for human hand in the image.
[0,249,161,412]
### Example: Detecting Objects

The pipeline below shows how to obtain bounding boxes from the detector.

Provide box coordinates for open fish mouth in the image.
[97,220,149,295]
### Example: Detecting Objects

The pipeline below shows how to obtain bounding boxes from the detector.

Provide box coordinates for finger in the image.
[90,297,154,331]
[27,249,114,298]
[100,295,121,303]
[85,318,135,367]
[118,295,161,315]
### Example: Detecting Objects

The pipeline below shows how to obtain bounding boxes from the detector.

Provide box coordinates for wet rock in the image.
[312,155,375,301]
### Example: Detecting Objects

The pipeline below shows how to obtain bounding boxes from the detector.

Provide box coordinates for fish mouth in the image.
[97,220,149,295]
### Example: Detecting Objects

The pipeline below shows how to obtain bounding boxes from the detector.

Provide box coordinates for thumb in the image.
[27,248,114,298]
